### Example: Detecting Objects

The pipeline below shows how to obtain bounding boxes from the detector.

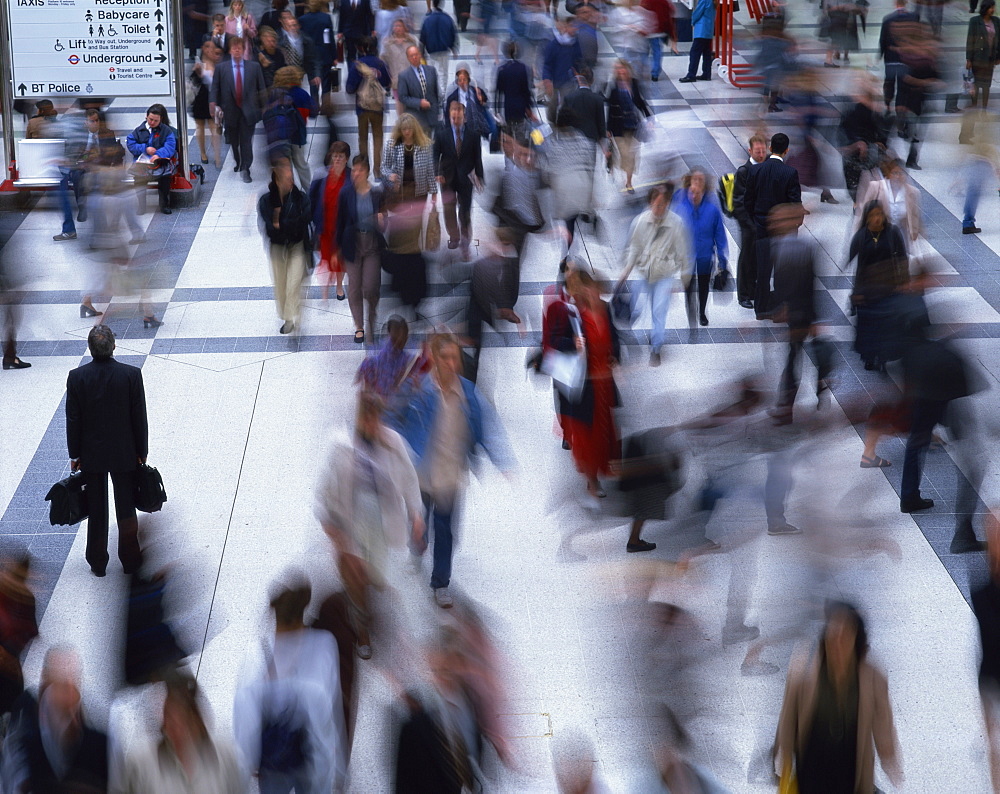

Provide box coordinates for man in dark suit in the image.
[742,132,802,319]
[494,40,534,129]
[561,65,605,144]
[879,0,919,114]
[338,0,374,64]
[398,45,441,134]
[66,325,148,576]
[209,36,267,183]
[434,101,484,259]
[732,133,768,309]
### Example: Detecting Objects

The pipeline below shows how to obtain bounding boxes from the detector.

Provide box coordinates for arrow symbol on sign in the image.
[156,69,167,77]
[17,83,26,96]
[154,8,163,20]
[156,37,164,50]
[155,54,166,62]
[155,23,164,35]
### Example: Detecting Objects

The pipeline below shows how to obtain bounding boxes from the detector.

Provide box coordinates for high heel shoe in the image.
[143,316,164,329]
[79,304,102,318]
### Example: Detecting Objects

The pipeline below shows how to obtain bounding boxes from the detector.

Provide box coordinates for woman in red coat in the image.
[309,140,351,301]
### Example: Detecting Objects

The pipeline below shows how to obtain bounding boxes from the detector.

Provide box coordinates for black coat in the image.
[66,358,148,473]
[772,235,817,328]
[562,85,606,142]
[258,182,313,247]
[732,158,758,228]
[433,122,484,190]
[743,155,802,237]
[335,181,385,262]
[605,78,650,138]
[494,58,533,123]
[967,15,1000,68]
[338,0,374,39]
[395,706,463,794]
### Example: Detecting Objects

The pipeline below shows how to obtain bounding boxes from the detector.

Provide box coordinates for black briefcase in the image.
[44,472,89,526]
[134,464,167,513]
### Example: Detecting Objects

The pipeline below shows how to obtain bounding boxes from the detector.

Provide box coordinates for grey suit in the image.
[210,57,267,173]
[397,63,440,134]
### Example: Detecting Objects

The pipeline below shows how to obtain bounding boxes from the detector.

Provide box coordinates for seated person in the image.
[125,103,177,215]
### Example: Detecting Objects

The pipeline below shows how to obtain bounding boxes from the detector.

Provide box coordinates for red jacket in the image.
[641,0,676,38]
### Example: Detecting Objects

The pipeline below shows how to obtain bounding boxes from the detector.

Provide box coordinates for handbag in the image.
[611,280,637,326]
[134,463,167,513]
[540,308,586,403]
[44,472,89,526]
[423,202,442,251]
[964,67,975,95]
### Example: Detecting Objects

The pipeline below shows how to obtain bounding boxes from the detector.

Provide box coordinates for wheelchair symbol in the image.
[54,39,65,51]
[108,25,117,36]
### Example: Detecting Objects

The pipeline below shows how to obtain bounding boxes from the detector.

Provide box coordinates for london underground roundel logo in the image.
[67,54,80,65]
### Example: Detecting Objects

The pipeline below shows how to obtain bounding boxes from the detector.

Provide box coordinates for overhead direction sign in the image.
[8,0,173,98]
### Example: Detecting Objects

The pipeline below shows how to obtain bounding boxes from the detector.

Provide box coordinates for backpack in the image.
[263,99,306,147]
[356,62,386,112]
[717,172,736,217]
[258,645,311,777]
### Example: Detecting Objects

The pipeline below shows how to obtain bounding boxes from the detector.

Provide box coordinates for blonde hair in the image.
[391,113,431,148]
[274,65,305,87]
[227,0,245,18]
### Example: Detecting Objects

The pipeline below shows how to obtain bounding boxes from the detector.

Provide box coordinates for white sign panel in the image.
[8,0,173,98]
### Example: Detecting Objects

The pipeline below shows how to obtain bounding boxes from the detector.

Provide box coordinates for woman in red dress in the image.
[309,140,351,300]
[559,270,621,501]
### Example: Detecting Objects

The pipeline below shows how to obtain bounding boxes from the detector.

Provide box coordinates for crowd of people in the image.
[3,0,1000,790]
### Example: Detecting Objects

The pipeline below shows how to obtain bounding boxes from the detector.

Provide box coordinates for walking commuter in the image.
[433,101,484,260]
[66,325,147,577]
[399,333,514,609]
[211,37,268,182]
[420,0,458,102]
[733,133,768,309]
[345,36,391,178]
[743,132,802,319]
[311,140,351,301]
[672,167,728,328]
[397,45,442,134]
[338,0,376,64]
[617,183,690,367]
[259,159,313,335]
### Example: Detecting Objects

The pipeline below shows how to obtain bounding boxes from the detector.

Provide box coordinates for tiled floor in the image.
[1,0,999,790]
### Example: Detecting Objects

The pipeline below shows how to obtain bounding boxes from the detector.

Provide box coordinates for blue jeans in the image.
[964,157,990,228]
[422,492,455,589]
[57,168,76,235]
[649,36,663,79]
[647,276,676,353]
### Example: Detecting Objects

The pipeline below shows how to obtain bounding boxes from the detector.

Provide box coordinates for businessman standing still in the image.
[66,325,148,577]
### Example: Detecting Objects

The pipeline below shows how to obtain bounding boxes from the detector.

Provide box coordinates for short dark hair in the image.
[88,325,115,360]
[326,140,351,166]
[982,0,996,16]
[505,40,518,59]
[351,153,370,171]
[770,133,790,155]
[359,35,376,55]
[648,180,674,205]
[226,35,243,53]
[449,100,465,114]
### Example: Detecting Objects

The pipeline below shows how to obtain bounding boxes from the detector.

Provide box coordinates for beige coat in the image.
[622,208,692,285]
[776,647,901,793]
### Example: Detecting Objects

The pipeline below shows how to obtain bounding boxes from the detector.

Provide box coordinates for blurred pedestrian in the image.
[257,26,288,88]
[355,315,429,428]
[673,167,728,328]
[678,0,714,82]
[446,63,497,142]
[493,130,544,258]
[399,332,514,608]
[743,132,802,319]
[554,270,620,505]
[896,26,942,170]
[542,18,583,119]
[962,129,1000,235]
[234,576,348,793]
[258,158,313,334]
[605,59,650,194]
[346,36,392,178]
[337,154,386,344]
[465,228,523,381]
[193,41,224,167]
[0,553,37,717]
[66,324,147,577]
[434,101,484,260]
[123,566,187,686]
[563,65,605,146]
[298,0,336,108]
[756,11,795,113]
[733,134,768,310]
[125,103,177,216]
[540,107,596,248]
[878,0,919,115]
[316,391,424,659]
[494,40,536,131]
[382,19,420,118]
[421,0,458,100]
[267,66,313,189]
[776,601,903,793]
[0,249,30,371]
[769,203,825,426]
[973,514,1000,789]
[617,182,690,367]
[642,0,678,81]
[966,1,999,114]
[310,140,351,301]
[25,99,58,139]
[118,675,245,792]
[5,647,109,792]
[824,0,867,67]
[855,158,922,244]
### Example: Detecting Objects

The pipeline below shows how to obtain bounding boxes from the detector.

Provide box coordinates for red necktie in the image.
[235,63,243,108]
[455,127,462,156]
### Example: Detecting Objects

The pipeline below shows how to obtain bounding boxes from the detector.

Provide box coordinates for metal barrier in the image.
[713,0,768,89]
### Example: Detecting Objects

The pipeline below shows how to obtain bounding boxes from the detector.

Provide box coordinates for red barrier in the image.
[713,0,767,89]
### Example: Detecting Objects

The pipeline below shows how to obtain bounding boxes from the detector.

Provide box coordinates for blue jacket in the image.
[335,180,385,263]
[673,189,728,273]
[399,376,513,477]
[691,0,715,39]
[345,55,392,115]
[420,9,457,54]
[542,36,583,88]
